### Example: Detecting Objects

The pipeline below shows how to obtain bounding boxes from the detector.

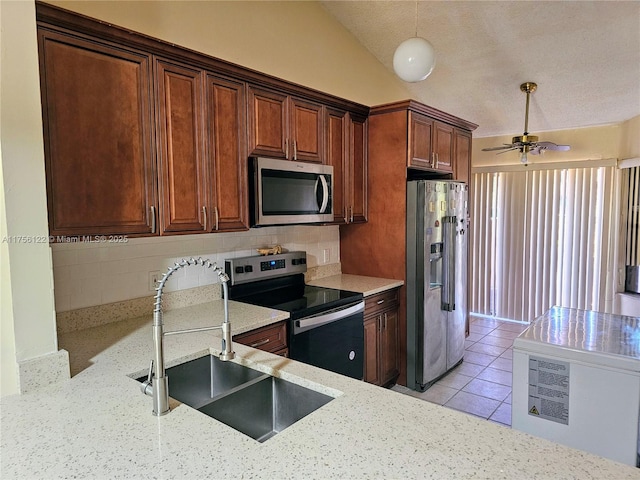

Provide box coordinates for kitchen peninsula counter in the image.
[1,300,638,479]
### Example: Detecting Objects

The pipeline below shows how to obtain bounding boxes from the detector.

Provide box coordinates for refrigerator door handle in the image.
[442,215,456,311]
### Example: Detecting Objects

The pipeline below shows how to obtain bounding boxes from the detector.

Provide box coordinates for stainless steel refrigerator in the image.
[406,179,468,391]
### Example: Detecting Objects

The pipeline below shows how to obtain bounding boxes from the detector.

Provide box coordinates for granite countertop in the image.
[1,300,638,479]
[307,273,404,296]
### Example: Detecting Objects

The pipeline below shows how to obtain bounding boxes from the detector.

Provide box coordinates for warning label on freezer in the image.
[527,356,569,425]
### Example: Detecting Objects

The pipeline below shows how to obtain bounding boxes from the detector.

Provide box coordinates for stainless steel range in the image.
[225,251,364,379]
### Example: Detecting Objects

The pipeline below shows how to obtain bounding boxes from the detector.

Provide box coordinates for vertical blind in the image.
[626,166,640,266]
[470,164,616,322]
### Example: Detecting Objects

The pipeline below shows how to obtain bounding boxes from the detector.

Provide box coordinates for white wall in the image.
[52,226,340,312]
[1,0,58,396]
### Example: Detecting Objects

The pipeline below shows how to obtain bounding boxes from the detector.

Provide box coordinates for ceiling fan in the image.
[482,82,570,164]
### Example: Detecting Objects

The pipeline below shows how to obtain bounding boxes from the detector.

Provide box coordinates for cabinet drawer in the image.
[364,288,399,317]
[233,321,287,353]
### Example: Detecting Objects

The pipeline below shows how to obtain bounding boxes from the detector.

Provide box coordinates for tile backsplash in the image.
[51,225,340,312]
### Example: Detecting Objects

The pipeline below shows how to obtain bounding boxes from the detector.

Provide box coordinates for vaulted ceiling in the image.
[321,1,640,138]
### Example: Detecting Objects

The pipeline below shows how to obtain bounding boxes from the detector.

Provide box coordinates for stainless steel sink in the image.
[159,355,264,409]
[136,355,333,442]
[199,374,333,442]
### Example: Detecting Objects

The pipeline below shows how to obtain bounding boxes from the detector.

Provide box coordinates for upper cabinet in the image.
[326,109,367,224]
[248,86,324,163]
[153,58,249,235]
[36,3,368,239]
[154,58,207,234]
[38,29,157,237]
[408,111,453,173]
[206,75,249,232]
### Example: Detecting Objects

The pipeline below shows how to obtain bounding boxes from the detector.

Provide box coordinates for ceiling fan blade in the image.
[482,144,516,151]
[529,146,543,155]
[496,147,519,155]
[536,141,571,151]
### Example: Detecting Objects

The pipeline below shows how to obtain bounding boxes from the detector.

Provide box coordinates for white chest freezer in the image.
[512,306,640,467]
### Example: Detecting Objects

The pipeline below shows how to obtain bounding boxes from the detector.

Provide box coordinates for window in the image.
[471,162,616,322]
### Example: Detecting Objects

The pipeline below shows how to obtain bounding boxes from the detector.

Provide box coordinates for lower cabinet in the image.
[233,321,288,357]
[363,288,400,386]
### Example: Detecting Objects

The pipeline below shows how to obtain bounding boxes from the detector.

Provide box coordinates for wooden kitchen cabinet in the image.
[155,58,207,234]
[38,29,157,237]
[326,109,367,224]
[37,2,368,240]
[363,288,400,386]
[205,74,249,232]
[154,60,249,235]
[248,85,324,163]
[233,321,288,357]
[408,111,453,174]
[348,114,368,223]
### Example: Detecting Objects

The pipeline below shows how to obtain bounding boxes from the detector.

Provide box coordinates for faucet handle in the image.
[140,360,154,397]
[146,360,154,383]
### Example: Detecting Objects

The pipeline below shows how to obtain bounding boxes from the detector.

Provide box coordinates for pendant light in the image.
[393,1,436,82]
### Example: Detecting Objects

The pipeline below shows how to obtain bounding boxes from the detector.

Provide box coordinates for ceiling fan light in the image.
[393,37,436,82]
[520,150,528,164]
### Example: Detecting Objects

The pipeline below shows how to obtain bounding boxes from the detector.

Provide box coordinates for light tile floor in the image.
[392,316,528,427]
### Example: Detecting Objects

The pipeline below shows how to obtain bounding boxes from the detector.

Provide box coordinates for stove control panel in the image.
[225,251,307,285]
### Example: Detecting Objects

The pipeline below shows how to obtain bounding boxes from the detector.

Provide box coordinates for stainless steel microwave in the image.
[250,157,333,227]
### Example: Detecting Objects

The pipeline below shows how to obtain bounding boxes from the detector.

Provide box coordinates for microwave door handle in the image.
[317,175,329,213]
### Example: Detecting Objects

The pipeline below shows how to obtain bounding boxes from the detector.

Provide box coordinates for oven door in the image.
[289,301,364,380]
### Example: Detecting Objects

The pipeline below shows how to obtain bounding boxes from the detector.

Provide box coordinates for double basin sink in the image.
[137,355,333,443]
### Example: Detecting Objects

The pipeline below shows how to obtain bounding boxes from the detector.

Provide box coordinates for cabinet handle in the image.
[214,206,219,231]
[376,299,385,305]
[378,315,382,332]
[285,138,289,159]
[250,338,270,348]
[293,140,297,161]
[430,152,435,169]
[350,205,354,223]
[435,153,439,169]
[384,312,388,329]
[202,206,207,231]
[150,206,156,233]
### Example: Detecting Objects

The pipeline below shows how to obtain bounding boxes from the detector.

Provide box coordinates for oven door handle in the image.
[294,301,364,335]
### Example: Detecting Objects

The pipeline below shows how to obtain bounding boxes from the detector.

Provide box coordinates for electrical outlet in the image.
[149,271,162,292]
[323,248,330,264]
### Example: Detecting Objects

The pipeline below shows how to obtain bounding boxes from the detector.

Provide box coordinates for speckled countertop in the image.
[2,299,638,479]
[307,273,404,296]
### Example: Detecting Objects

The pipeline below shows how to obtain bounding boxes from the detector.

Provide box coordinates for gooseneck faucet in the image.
[140,257,234,416]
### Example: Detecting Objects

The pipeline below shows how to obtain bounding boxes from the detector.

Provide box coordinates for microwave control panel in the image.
[225,251,307,285]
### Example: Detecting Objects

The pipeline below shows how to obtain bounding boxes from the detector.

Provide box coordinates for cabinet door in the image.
[247,86,288,159]
[363,316,380,385]
[380,308,399,385]
[408,111,433,169]
[453,129,471,186]
[349,114,368,223]
[326,108,348,223]
[206,75,249,232]
[38,30,156,236]
[290,97,324,163]
[433,122,454,173]
[155,59,207,234]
